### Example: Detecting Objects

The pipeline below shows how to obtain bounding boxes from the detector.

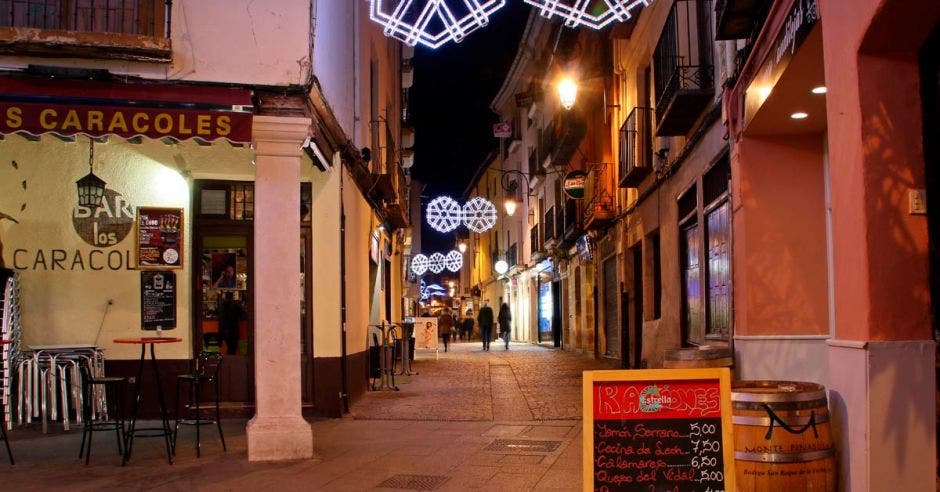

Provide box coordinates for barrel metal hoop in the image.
[732,413,830,427]
[734,448,835,463]
[731,390,827,403]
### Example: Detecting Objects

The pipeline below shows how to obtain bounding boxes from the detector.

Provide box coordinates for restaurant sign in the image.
[0,102,252,142]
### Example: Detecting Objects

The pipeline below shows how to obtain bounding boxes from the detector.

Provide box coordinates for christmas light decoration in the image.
[444,250,463,272]
[462,196,497,233]
[523,0,652,29]
[369,0,507,49]
[411,254,429,276]
[428,252,446,273]
[426,196,463,233]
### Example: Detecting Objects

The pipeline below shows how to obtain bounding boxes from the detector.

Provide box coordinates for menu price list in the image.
[593,418,724,492]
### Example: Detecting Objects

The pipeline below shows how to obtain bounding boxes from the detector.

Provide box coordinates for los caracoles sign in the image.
[0,101,250,142]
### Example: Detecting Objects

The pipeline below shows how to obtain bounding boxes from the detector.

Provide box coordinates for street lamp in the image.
[558,77,578,110]
[494,260,509,275]
[458,240,467,253]
[504,196,518,216]
[499,169,533,217]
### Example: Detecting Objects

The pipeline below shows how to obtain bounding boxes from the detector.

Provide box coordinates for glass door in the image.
[197,233,252,404]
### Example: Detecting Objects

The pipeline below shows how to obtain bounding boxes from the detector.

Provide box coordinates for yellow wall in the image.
[0,134,252,359]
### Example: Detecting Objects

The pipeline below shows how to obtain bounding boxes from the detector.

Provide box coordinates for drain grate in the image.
[484,439,562,453]
[377,474,450,490]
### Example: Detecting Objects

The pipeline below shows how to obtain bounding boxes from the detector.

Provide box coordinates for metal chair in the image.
[173,352,225,457]
[77,358,126,465]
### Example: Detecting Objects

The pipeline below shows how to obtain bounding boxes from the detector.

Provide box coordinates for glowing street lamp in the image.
[558,77,578,110]
[504,196,518,216]
[457,240,467,253]
[494,260,509,275]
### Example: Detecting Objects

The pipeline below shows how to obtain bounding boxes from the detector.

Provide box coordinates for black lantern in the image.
[76,139,106,210]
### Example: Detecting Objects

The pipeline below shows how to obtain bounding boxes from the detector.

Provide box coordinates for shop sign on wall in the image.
[136,207,184,269]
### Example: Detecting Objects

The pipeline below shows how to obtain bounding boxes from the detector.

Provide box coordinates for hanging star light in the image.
[523,0,652,29]
[411,253,430,276]
[428,252,446,273]
[462,196,497,233]
[369,0,507,49]
[444,250,463,272]
[426,196,463,233]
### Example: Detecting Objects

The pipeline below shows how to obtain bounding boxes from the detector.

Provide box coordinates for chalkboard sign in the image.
[583,368,735,492]
[140,270,177,330]
[137,207,184,269]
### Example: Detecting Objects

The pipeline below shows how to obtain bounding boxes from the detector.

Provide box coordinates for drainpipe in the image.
[340,162,349,413]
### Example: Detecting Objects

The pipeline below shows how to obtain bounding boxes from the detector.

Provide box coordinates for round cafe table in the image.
[114,336,181,465]
[0,339,12,464]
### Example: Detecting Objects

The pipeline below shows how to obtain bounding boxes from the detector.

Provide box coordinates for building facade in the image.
[0,0,410,461]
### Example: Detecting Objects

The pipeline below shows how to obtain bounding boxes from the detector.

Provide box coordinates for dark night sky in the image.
[410,2,530,252]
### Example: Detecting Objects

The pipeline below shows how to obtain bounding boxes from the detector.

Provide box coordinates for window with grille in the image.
[0,0,166,36]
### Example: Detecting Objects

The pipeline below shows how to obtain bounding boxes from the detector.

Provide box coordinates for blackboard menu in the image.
[137,207,184,269]
[583,369,734,492]
[140,270,177,330]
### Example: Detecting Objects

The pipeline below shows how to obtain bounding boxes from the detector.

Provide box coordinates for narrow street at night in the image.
[2,342,611,491]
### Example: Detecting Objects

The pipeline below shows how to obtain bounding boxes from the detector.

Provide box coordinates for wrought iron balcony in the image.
[0,0,172,61]
[545,109,587,169]
[543,206,557,246]
[561,197,583,247]
[619,106,653,188]
[530,224,543,261]
[372,161,409,230]
[653,0,715,136]
[583,164,615,230]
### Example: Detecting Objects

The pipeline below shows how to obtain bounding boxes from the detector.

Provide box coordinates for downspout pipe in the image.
[340,161,349,413]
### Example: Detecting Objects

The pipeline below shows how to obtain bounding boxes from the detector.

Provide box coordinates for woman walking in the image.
[438,307,455,352]
[497,303,511,350]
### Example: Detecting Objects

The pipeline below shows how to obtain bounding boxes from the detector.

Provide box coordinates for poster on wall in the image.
[413,317,438,350]
[582,368,735,491]
[140,270,177,330]
[136,207,184,269]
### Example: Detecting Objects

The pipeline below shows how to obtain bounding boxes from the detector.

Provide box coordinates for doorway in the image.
[195,231,253,404]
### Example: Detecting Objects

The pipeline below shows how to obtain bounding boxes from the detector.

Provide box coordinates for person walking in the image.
[438,307,455,352]
[497,302,511,350]
[477,301,494,351]
[461,309,474,341]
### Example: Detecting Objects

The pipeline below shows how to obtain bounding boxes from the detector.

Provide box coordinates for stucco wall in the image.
[0,134,251,359]
[309,154,342,358]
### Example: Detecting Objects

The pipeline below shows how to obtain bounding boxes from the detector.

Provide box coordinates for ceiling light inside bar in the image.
[369,0,507,49]
[523,0,653,29]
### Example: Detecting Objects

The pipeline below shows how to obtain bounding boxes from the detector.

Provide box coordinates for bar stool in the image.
[173,352,225,457]
[77,358,127,465]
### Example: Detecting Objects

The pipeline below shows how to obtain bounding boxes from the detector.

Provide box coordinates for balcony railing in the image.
[507,243,518,268]
[715,0,769,40]
[0,0,171,61]
[584,164,616,230]
[653,0,714,136]
[543,206,556,244]
[619,107,653,188]
[530,225,542,260]
[372,161,409,230]
[562,197,583,245]
[545,109,587,169]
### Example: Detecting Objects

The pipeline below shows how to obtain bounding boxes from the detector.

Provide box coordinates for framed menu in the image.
[140,270,176,330]
[136,207,184,269]
[583,368,735,492]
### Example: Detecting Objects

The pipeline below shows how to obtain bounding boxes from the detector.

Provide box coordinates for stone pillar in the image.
[247,115,313,461]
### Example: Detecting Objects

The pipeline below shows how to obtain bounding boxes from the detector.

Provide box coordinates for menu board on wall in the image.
[136,207,184,269]
[583,368,735,492]
[140,270,176,330]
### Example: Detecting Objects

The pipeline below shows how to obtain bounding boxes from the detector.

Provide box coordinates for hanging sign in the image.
[583,368,735,491]
[493,121,512,138]
[140,270,177,330]
[136,207,184,269]
[563,170,587,199]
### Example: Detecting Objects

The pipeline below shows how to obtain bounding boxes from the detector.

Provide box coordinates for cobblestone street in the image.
[3,341,616,491]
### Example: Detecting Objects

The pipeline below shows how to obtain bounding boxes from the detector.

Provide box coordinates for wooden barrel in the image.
[732,381,836,491]
[662,346,733,368]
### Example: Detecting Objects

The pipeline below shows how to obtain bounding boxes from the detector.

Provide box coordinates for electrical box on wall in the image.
[909,189,927,215]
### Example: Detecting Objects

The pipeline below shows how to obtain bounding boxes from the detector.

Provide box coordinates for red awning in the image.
[0,75,253,143]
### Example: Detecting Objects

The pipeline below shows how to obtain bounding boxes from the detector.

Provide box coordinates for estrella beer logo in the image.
[638,385,677,413]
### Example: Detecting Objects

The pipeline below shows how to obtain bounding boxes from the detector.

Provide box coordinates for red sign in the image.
[492,121,512,138]
[137,207,184,269]
[0,101,252,143]
[593,379,722,421]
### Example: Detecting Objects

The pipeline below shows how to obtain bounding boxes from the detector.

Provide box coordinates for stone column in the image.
[247,115,313,461]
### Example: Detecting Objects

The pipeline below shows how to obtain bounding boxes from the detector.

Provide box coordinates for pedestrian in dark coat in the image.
[497,302,511,350]
[477,301,494,351]
[438,308,455,352]
[461,309,474,341]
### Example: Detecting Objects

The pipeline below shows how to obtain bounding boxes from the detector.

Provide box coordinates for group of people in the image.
[436,300,512,352]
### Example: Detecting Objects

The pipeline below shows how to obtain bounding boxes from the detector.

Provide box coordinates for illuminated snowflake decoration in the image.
[461,197,497,233]
[428,252,446,274]
[411,253,430,276]
[523,0,653,29]
[426,196,463,233]
[369,0,507,49]
[444,250,463,272]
